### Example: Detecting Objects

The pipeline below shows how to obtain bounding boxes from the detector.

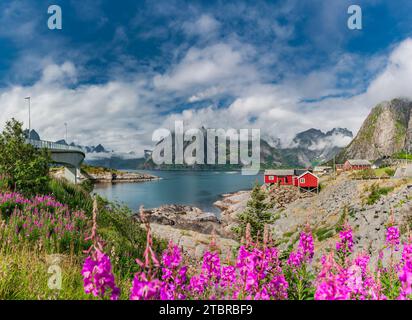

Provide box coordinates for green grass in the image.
[393,151,412,160]
[351,168,377,180]
[335,209,348,233]
[315,227,335,241]
[0,243,134,300]
[373,167,395,177]
[48,178,94,213]
[365,183,394,205]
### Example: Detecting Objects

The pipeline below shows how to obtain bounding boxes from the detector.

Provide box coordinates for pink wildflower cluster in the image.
[287,230,314,268]
[82,249,120,300]
[159,242,188,299]
[398,239,412,299]
[386,226,400,251]
[315,253,385,300]
[335,225,354,256]
[0,192,89,252]
[81,209,412,301]
[0,192,66,211]
[82,199,120,300]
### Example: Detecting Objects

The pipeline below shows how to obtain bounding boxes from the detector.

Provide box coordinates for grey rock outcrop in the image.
[337,98,412,161]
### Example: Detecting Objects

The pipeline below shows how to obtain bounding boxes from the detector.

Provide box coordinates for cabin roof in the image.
[347,159,372,166]
[264,169,294,176]
[314,166,332,170]
[294,169,308,176]
[297,170,319,179]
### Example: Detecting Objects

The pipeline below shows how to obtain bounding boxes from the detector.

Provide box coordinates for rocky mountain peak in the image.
[337,98,412,162]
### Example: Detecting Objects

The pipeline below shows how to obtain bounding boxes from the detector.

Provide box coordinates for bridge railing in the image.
[26,139,84,153]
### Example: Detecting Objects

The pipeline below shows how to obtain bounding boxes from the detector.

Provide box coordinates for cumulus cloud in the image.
[159,37,412,146]
[3,1,412,159]
[153,42,258,92]
[182,14,220,36]
[0,64,164,156]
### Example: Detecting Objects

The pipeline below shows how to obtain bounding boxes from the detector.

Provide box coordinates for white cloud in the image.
[153,43,257,91]
[3,36,412,157]
[182,14,220,36]
[159,38,412,146]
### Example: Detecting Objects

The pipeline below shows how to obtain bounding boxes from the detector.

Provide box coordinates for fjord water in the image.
[93,170,263,214]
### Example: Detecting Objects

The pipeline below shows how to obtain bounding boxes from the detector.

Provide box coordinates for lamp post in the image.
[24,97,31,137]
[64,122,68,143]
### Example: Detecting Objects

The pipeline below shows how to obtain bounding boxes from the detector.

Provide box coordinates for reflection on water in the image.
[93,170,263,214]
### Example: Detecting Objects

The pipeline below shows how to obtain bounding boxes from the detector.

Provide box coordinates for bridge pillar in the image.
[64,167,80,184]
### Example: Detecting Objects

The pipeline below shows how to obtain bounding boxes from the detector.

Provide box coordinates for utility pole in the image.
[24,97,31,138]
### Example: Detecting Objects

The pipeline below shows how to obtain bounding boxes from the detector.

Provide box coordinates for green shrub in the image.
[0,119,50,195]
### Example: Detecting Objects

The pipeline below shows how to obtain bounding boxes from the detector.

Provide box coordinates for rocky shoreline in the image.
[130,191,253,258]
[51,167,159,184]
[133,203,240,259]
[88,171,159,183]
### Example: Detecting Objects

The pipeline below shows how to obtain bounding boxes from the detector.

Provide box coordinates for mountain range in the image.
[29,127,353,169]
[28,97,412,170]
[139,126,353,170]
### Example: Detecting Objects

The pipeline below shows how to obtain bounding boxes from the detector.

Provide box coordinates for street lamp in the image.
[24,97,31,138]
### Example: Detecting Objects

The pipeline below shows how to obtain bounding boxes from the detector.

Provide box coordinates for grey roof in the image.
[294,169,308,176]
[314,166,332,170]
[264,169,294,176]
[347,159,372,166]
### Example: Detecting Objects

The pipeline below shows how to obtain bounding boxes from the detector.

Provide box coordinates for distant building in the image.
[264,169,319,191]
[394,164,412,178]
[313,166,333,174]
[343,159,372,171]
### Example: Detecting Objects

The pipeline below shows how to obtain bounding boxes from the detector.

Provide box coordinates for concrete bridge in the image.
[27,139,85,183]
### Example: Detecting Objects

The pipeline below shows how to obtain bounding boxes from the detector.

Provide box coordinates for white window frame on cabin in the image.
[299,178,305,183]
[269,176,274,180]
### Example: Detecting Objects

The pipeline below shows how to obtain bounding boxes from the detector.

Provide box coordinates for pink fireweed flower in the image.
[130,272,162,300]
[354,253,370,275]
[299,230,315,261]
[189,274,207,295]
[287,250,304,268]
[235,245,288,300]
[386,226,400,251]
[201,251,221,280]
[160,243,187,300]
[220,265,236,289]
[336,225,354,255]
[81,249,120,300]
[287,230,314,268]
[398,242,412,299]
[162,242,182,269]
[315,254,350,300]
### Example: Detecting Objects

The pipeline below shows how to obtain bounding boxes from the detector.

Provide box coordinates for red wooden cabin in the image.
[264,169,294,185]
[264,169,319,190]
[343,159,372,171]
[293,171,319,188]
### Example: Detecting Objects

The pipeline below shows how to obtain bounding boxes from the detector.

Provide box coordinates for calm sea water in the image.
[93,170,263,214]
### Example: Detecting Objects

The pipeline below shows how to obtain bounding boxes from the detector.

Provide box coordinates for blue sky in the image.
[1,0,412,153]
